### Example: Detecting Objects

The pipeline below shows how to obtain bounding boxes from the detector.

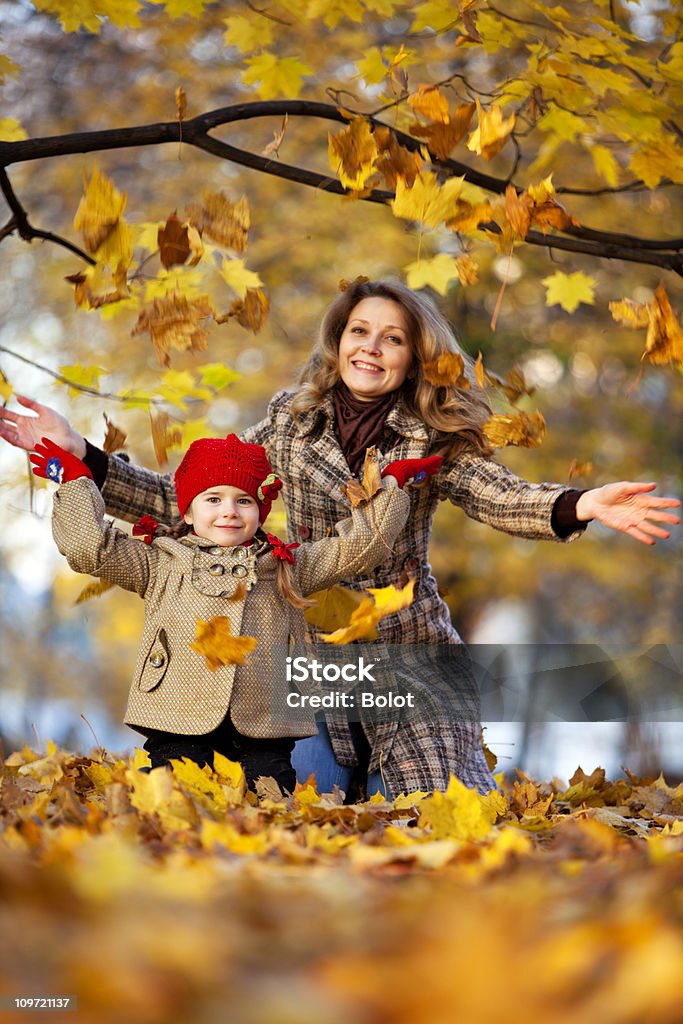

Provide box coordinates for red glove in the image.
[29,437,93,484]
[381,455,443,489]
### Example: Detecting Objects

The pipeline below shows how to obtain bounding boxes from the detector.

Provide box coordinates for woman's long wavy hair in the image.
[291,279,492,458]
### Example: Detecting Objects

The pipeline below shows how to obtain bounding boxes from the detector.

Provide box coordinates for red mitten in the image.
[29,437,93,484]
[381,455,443,489]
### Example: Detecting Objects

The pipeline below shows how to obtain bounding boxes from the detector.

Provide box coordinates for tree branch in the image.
[0,167,96,264]
[0,100,681,274]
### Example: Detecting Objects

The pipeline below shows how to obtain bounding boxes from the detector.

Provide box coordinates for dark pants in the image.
[141,716,296,793]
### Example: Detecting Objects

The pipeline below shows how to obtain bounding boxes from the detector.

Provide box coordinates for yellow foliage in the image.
[542,271,596,314]
[321,579,415,644]
[190,616,258,670]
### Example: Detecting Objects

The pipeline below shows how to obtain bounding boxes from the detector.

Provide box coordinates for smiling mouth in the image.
[352,360,383,373]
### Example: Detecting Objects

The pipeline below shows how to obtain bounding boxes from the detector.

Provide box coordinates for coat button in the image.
[149,652,165,668]
[298,525,311,540]
[209,563,225,576]
[232,564,248,577]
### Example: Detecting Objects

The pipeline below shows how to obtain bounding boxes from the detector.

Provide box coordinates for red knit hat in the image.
[174,434,283,523]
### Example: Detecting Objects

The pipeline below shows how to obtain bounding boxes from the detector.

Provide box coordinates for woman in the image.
[1,280,678,797]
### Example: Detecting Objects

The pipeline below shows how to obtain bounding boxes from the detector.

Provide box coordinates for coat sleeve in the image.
[435,450,583,542]
[100,390,294,525]
[52,478,155,597]
[294,478,411,595]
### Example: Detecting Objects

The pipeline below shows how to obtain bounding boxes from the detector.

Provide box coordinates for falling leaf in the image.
[408,102,475,159]
[304,584,376,637]
[186,191,250,253]
[392,170,466,228]
[609,297,651,330]
[75,579,115,604]
[321,579,415,644]
[423,351,469,389]
[542,271,596,314]
[219,259,264,300]
[642,284,683,367]
[262,113,288,158]
[190,616,258,670]
[504,184,532,240]
[568,459,593,480]
[374,126,423,190]
[405,254,461,296]
[483,410,546,448]
[0,372,13,403]
[158,212,191,269]
[175,86,187,120]
[73,167,131,262]
[455,254,479,285]
[216,288,269,334]
[102,413,127,454]
[340,447,383,507]
[466,99,516,160]
[328,118,380,192]
[132,290,214,367]
[150,410,183,467]
[407,84,450,124]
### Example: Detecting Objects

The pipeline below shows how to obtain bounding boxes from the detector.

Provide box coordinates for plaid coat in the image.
[101,390,583,793]
[53,475,409,740]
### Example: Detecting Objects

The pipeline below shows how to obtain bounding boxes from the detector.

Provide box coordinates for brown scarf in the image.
[332,380,400,476]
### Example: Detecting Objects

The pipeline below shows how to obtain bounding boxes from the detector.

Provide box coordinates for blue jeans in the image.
[292,723,388,798]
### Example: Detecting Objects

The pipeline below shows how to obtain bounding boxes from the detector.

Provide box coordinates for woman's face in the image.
[338,296,413,402]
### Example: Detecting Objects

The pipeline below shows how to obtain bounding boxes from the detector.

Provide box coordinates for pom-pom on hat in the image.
[174,434,283,523]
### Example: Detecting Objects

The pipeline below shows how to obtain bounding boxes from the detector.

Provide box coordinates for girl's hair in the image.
[291,279,492,458]
[156,522,314,609]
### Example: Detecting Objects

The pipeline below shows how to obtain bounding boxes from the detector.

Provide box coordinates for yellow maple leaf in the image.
[408,84,450,124]
[483,410,546,449]
[186,191,249,253]
[216,288,270,334]
[0,373,14,402]
[405,254,461,296]
[73,166,130,256]
[340,447,383,508]
[241,52,312,100]
[150,410,183,467]
[642,284,683,367]
[418,774,507,841]
[223,14,274,52]
[423,350,469,388]
[321,580,415,644]
[0,117,27,141]
[191,616,258,670]
[466,99,516,160]
[542,271,596,314]
[455,254,479,285]
[58,363,106,397]
[220,258,264,299]
[304,585,377,638]
[328,119,379,192]
[608,296,651,330]
[132,290,214,367]
[392,170,465,228]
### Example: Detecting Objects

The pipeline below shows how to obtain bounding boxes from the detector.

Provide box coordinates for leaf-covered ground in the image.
[1,745,683,1024]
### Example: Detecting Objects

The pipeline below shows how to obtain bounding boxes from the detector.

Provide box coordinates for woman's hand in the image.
[0,395,87,458]
[576,482,680,545]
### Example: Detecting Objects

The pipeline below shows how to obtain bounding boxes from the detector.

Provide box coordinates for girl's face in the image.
[184,485,260,547]
[338,296,413,402]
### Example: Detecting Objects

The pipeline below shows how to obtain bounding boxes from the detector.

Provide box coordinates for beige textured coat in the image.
[52,476,409,739]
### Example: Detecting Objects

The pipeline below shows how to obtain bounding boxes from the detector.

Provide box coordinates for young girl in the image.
[29,432,432,792]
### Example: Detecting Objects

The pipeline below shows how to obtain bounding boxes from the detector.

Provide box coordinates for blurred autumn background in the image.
[0,0,681,781]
